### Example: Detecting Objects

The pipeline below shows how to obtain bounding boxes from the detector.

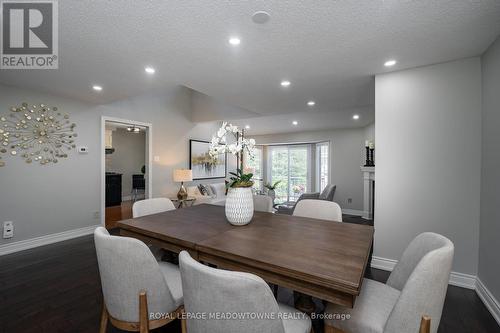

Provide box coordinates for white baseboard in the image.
[371,256,398,271]
[371,256,476,289]
[0,224,100,256]
[450,271,477,289]
[342,209,364,216]
[476,278,500,326]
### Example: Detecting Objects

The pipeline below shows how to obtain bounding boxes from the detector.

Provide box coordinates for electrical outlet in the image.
[93,211,100,219]
[3,221,13,239]
[347,198,353,204]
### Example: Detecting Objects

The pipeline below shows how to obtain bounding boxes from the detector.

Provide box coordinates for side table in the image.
[170,197,196,208]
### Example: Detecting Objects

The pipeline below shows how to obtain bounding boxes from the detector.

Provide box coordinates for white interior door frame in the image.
[100,116,153,227]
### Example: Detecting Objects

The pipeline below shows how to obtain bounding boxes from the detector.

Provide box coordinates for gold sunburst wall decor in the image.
[0,102,77,167]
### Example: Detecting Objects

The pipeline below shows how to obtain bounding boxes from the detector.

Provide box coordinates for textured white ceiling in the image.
[233,106,375,136]
[1,0,499,128]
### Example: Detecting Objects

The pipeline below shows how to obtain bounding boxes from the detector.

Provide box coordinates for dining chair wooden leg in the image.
[324,323,344,333]
[139,291,149,333]
[419,315,431,333]
[99,303,109,333]
[180,306,187,333]
[181,317,187,333]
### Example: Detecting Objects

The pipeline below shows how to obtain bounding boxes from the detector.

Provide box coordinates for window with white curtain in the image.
[244,145,263,192]
[316,142,329,192]
[267,145,311,203]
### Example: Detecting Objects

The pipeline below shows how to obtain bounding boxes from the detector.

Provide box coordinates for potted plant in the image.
[223,168,255,224]
[264,180,281,201]
[209,122,256,225]
[292,184,305,195]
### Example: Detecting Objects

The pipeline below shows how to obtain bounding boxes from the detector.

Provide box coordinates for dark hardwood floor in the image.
[0,233,498,333]
[105,200,133,229]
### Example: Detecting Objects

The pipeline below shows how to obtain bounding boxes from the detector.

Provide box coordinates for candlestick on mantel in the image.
[369,148,375,166]
[364,146,371,166]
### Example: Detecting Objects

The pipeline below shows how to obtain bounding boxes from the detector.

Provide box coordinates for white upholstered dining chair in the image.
[94,227,185,333]
[132,198,176,260]
[253,195,274,213]
[132,197,176,218]
[293,199,343,222]
[324,232,454,333]
[179,251,313,333]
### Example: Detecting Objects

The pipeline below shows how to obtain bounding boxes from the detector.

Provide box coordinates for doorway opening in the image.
[101,117,152,229]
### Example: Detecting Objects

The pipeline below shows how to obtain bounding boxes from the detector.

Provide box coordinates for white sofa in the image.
[186,182,226,206]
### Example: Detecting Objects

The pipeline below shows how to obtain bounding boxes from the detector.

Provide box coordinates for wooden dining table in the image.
[117,204,374,309]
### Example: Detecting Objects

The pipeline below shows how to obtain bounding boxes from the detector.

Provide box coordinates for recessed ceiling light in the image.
[281,80,291,87]
[292,120,298,125]
[127,126,140,133]
[353,114,360,120]
[245,125,250,129]
[228,37,241,46]
[92,85,102,91]
[252,11,271,24]
[307,101,315,106]
[145,66,155,74]
[384,59,397,67]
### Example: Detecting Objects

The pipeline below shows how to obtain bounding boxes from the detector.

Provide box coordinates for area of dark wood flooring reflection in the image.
[105,200,133,229]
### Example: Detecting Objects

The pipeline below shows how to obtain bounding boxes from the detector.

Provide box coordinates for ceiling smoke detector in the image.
[252,11,271,24]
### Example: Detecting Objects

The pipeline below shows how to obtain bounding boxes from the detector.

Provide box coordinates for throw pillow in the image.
[210,182,227,198]
[319,184,336,200]
[198,184,209,196]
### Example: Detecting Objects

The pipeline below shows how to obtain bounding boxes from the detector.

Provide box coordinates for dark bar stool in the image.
[131,174,145,201]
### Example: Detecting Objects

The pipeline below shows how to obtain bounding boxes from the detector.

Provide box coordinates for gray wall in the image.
[252,126,373,212]
[375,58,482,275]
[364,122,375,142]
[0,84,234,245]
[479,37,500,300]
[105,128,146,198]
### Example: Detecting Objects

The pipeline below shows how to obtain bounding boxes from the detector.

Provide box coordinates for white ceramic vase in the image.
[225,187,254,226]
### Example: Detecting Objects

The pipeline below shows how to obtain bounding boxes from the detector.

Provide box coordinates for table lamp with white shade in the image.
[173,169,193,200]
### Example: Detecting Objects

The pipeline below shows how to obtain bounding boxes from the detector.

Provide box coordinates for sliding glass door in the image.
[316,142,329,192]
[268,145,311,203]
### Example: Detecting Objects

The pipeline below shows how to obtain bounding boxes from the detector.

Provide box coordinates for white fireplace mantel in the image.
[361,166,375,219]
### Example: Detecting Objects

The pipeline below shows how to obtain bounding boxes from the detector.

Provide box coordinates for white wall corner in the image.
[476,279,500,326]
[0,225,100,256]
[371,256,477,289]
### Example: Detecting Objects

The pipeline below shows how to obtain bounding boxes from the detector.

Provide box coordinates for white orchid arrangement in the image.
[209,122,257,188]
[209,122,256,161]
